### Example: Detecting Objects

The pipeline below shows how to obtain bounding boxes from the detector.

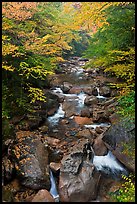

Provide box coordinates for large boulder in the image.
[11,131,50,190]
[62,99,78,117]
[102,119,135,172]
[58,139,100,202]
[93,136,108,156]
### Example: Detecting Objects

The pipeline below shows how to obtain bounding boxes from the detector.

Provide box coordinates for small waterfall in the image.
[52,87,63,94]
[47,104,65,126]
[49,170,59,202]
[96,87,105,99]
[77,91,87,108]
[93,151,128,178]
[85,123,111,129]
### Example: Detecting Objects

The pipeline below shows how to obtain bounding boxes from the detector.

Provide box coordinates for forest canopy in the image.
[2,2,135,134]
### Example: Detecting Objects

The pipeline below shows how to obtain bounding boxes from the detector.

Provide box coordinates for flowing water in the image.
[49,170,60,202]
[47,57,128,201]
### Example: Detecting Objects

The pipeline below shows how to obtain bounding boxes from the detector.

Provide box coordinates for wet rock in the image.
[76,129,94,142]
[84,95,98,106]
[12,131,50,190]
[62,100,78,117]
[44,91,60,115]
[68,87,83,94]
[31,189,55,202]
[82,87,93,95]
[49,162,61,173]
[80,107,91,117]
[61,82,73,93]
[93,136,108,156]
[74,116,93,125]
[58,139,99,202]
[59,161,97,202]
[99,86,111,97]
[47,107,59,116]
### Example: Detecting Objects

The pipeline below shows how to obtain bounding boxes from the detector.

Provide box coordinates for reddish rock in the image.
[31,189,55,202]
[74,116,93,125]
[93,136,108,156]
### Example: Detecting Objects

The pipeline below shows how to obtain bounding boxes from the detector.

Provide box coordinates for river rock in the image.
[61,82,73,93]
[84,95,98,106]
[80,107,91,117]
[82,87,93,95]
[62,100,78,117]
[11,131,50,190]
[99,86,111,97]
[93,136,108,156]
[76,129,94,142]
[58,139,99,202]
[74,116,93,125]
[31,189,55,202]
[68,87,83,94]
[49,162,61,174]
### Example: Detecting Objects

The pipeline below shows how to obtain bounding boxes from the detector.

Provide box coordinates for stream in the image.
[2,56,130,202]
[46,57,128,201]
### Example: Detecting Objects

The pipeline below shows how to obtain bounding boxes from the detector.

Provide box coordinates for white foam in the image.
[52,87,63,94]
[77,92,87,107]
[96,87,106,99]
[93,151,127,176]
[85,123,111,129]
[47,104,65,125]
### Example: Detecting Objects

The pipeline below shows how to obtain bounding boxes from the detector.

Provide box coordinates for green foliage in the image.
[116,91,135,121]
[28,87,46,104]
[110,174,135,202]
[83,3,135,92]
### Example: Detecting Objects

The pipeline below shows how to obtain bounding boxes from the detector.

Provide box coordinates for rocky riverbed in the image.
[2,57,135,202]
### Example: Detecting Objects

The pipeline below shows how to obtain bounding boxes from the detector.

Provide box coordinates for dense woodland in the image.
[2,2,135,202]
